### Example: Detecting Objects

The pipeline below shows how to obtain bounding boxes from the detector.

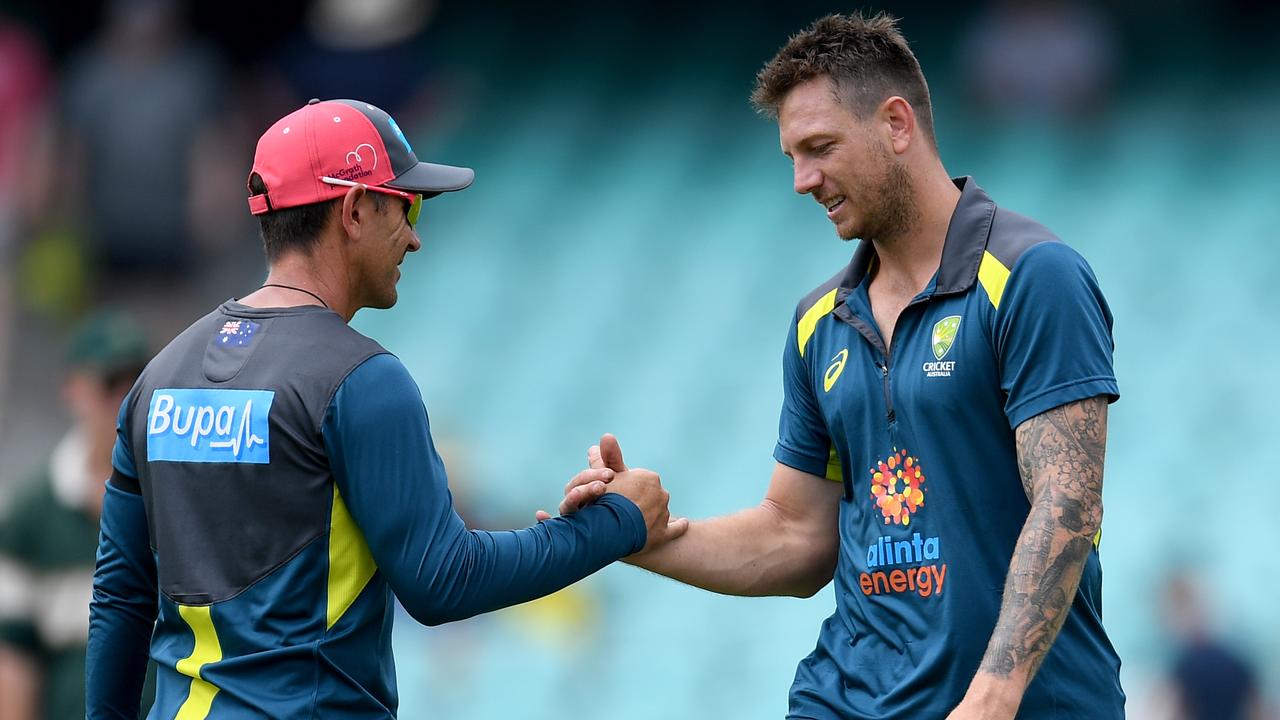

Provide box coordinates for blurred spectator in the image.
[1154,572,1271,720]
[276,0,438,113]
[961,0,1119,119]
[0,16,52,250]
[266,0,462,147]
[0,15,54,443]
[56,0,232,338]
[0,310,154,720]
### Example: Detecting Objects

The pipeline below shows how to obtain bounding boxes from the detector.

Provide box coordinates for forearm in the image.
[325,357,645,625]
[966,397,1107,713]
[630,501,835,597]
[86,483,157,719]
[396,493,646,626]
[970,488,1095,708]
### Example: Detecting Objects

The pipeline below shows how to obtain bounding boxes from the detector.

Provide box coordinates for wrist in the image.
[596,492,648,555]
[961,672,1024,718]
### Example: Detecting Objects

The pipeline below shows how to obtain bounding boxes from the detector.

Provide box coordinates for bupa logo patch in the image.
[147,389,274,464]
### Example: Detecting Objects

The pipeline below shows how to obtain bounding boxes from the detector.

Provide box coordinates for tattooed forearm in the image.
[978,396,1108,685]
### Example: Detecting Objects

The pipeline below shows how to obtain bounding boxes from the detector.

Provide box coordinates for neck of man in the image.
[869,163,961,296]
[241,245,358,322]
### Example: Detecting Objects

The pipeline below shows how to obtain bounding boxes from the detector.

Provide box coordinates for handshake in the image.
[535,433,689,556]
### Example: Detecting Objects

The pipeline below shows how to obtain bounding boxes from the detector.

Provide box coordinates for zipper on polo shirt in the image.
[836,289,933,430]
[834,302,898,427]
[845,298,930,429]
[875,360,895,424]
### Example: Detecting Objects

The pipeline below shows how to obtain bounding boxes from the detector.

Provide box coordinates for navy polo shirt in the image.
[775,178,1124,719]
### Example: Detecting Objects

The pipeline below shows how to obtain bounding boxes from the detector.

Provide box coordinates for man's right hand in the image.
[588,434,687,555]
[606,467,688,554]
[533,433,687,553]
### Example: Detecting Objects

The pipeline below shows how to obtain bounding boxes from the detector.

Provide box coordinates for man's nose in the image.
[794,160,822,196]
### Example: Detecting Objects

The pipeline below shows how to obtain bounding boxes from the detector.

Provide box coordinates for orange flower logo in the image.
[869,449,926,526]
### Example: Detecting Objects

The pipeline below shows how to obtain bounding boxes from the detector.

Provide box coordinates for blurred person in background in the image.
[1150,572,1271,720]
[85,98,683,718]
[0,14,54,449]
[562,12,1122,719]
[277,0,440,115]
[0,310,153,720]
[56,0,232,340]
[960,0,1118,120]
[265,0,470,183]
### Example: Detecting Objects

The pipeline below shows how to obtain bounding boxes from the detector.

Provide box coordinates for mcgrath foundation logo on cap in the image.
[331,140,379,183]
[345,143,378,170]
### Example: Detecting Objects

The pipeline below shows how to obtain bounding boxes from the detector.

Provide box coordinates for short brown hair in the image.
[249,172,389,263]
[751,11,936,146]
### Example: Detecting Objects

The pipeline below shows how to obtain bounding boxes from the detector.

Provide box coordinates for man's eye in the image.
[815,142,835,156]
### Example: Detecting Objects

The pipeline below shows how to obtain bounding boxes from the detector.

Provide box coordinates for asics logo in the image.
[824,349,848,392]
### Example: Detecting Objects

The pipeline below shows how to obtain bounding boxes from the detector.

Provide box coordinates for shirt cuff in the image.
[594,492,648,555]
[1005,376,1119,429]
[773,443,830,478]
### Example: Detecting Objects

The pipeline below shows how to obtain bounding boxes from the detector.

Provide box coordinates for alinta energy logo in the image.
[861,448,947,598]
[922,315,961,378]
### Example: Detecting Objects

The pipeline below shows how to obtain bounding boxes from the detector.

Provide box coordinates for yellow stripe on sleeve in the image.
[175,605,222,720]
[825,445,843,483]
[797,288,839,358]
[977,251,1011,310]
[327,485,378,630]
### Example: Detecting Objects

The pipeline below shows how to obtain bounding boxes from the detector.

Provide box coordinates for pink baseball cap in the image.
[247,98,474,215]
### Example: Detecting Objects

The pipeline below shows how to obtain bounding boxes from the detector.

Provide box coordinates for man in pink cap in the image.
[85,99,684,718]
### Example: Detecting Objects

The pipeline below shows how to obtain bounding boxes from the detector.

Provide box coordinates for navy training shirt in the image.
[86,303,647,718]
[775,178,1124,719]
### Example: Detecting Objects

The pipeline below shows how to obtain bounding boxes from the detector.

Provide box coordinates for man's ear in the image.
[339,185,367,239]
[878,95,915,155]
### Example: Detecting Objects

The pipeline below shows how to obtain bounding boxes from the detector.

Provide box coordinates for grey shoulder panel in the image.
[985,208,1062,270]
[795,264,850,321]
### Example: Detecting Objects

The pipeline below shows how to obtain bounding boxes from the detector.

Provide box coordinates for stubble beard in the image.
[847,154,919,245]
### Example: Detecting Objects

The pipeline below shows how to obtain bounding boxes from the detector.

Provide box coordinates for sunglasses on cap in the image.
[319,176,423,228]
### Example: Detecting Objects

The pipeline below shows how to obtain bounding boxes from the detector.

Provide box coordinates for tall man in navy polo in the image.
[569,13,1123,719]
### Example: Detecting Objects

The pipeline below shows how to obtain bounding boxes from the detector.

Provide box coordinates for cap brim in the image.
[385,161,475,197]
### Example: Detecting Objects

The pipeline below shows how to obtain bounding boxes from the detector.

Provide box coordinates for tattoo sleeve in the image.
[977,396,1108,685]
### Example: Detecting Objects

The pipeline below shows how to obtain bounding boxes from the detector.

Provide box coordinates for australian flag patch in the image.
[217,319,260,347]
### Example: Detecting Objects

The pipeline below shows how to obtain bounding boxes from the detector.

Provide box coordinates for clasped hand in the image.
[535,434,688,554]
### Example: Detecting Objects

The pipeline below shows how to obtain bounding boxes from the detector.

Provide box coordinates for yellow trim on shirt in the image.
[977,251,1011,310]
[825,445,843,483]
[797,288,839,358]
[175,605,222,720]
[327,485,378,630]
